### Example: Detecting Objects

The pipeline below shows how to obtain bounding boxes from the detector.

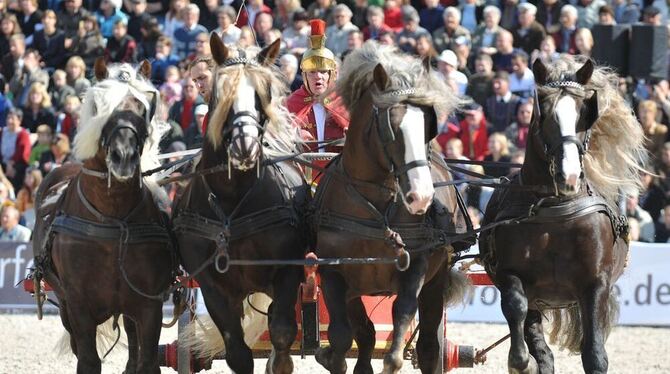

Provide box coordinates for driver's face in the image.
[191,62,213,101]
[305,70,331,96]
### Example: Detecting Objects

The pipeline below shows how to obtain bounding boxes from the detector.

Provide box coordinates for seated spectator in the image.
[326,4,359,58]
[378,30,396,47]
[552,5,578,54]
[362,6,393,41]
[500,0,520,31]
[618,0,641,24]
[485,71,521,133]
[597,4,616,25]
[57,95,80,141]
[58,0,92,50]
[32,10,67,72]
[2,34,27,88]
[642,5,663,26]
[460,0,484,33]
[531,35,560,65]
[38,132,72,175]
[126,0,152,43]
[214,5,241,46]
[0,73,12,128]
[432,7,471,53]
[0,108,31,190]
[577,0,606,29]
[235,0,272,29]
[162,0,186,39]
[419,0,445,34]
[65,56,91,96]
[22,82,56,133]
[655,203,670,243]
[537,0,564,35]
[509,51,535,98]
[492,30,521,73]
[168,79,204,132]
[72,15,106,72]
[159,65,182,108]
[174,4,208,60]
[9,48,49,108]
[28,124,52,167]
[639,100,668,168]
[150,36,180,86]
[513,3,546,56]
[0,205,31,241]
[184,103,207,149]
[15,166,41,229]
[396,7,430,54]
[625,194,655,242]
[253,13,274,47]
[238,26,255,48]
[282,10,310,57]
[18,0,42,47]
[0,178,14,207]
[0,14,21,62]
[413,34,437,64]
[505,100,533,151]
[97,0,128,39]
[441,138,471,180]
[466,54,495,107]
[471,5,502,56]
[138,17,161,61]
[279,53,302,92]
[49,69,76,111]
[574,27,593,57]
[457,103,489,160]
[307,0,337,26]
[437,49,468,95]
[198,0,219,32]
[341,30,364,62]
[453,35,473,75]
[483,132,512,177]
[105,19,137,63]
[351,0,369,30]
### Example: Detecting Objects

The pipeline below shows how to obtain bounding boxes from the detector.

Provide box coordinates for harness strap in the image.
[52,215,170,244]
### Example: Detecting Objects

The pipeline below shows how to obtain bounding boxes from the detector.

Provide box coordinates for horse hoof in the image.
[508,355,538,374]
[353,362,374,374]
[315,347,332,371]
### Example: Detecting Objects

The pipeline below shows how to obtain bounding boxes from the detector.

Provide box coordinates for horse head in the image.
[369,60,438,215]
[207,34,281,171]
[531,58,599,195]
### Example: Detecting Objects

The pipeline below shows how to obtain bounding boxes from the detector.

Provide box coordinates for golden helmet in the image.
[301,19,337,72]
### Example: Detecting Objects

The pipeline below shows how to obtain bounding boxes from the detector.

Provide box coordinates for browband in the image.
[545,81,585,90]
[222,58,259,67]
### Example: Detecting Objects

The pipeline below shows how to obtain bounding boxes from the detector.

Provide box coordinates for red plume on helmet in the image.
[309,19,326,36]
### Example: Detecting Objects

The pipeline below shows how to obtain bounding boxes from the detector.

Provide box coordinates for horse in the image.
[171,35,310,374]
[311,42,473,374]
[32,59,175,374]
[479,56,646,374]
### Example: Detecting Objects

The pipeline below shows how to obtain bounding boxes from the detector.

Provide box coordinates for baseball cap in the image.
[438,49,458,67]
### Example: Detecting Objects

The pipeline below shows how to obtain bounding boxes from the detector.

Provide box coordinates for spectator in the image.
[396,7,430,54]
[236,0,272,29]
[532,35,561,64]
[574,27,594,57]
[577,0,606,29]
[378,29,396,47]
[553,4,578,54]
[97,0,127,40]
[459,0,483,33]
[126,0,151,43]
[162,0,186,39]
[273,0,302,30]
[383,0,403,32]
[65,56,91,97]
[104,19,137,63]
[56,95,80,140]
[597,4,617,25]
[17,0,42,46]
[9,48,48,108]
[0,74,12,128]
[419,0,445,34]
[500,0,520,31]
[237,26,255,48]
[537,0,565,34]
[491,30,519,73]
[466,53,494,107]
[184,103,206,149]
[628,217,641,241]
[618,0,641,25]
[414,34,438,62]
[441,137,471,181]
[509,51,535,98]
[137,16,160,61]
[326,4,359,58]
[168,79,204,132]
[341,29,364,61]
[38,132,72,175]
[0,108,31,190]
[458,103,489,161]
[22,82,56,133]
[485,71,521,133]
[173,4,207,60]
[28,124,52,166]
[307,0,336,26]
[432,7,470,53]
[57,0,91,49]
[483,132,512,177]
[151,36,180,86]
[159,65,181,107]
[437,49,467,95]
[351,0,369,30]
[453,35,473,75]
[0,14,21,61]
[625,194,655,242]
[279,53,302,91]
[1,33,26,83]
[253,12,274,47]
[639,100,668,168]
[32,10,67,72]
[72,15,105,72]
[198,0,219,32]
[282,10,310,57]
[471,5,502,56]
[505,100,534,151]
[0,205,31,241]
[15,166,40,229]
[213,6,241,46]
[362,6,393,41]
[513,3,546,57]
[642,5,663,26]
[654,203,670,243]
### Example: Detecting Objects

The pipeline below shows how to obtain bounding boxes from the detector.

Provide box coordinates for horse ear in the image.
[138,60,151,80]
[422,56,432,72]
[583,90,599,130]
[532,59,547,86]
[575,59,594,85]
[210,33,228,65]
[373,63,389,91]
[258,38,281,66]
[94,58,108,81]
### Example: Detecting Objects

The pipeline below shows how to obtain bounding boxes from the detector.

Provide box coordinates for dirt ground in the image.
[1,314,668,373]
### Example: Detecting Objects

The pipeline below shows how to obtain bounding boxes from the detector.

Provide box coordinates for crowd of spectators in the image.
[0,0,667,242]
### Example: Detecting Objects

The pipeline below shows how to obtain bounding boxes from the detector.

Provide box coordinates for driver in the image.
[189,55,215,132]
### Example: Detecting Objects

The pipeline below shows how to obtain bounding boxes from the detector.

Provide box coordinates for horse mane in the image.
[73,63,168,175]
[207,46,301,158]
[541,55,647,204]
[337,41,461,118]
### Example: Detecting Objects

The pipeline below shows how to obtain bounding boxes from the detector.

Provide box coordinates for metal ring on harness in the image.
[395,248,411,272]
[215,251,230,273]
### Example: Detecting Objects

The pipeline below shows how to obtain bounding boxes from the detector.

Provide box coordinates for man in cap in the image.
[437,49,468,95]
[286,19,349,154]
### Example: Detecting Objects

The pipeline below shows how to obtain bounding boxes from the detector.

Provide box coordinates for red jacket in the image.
[436,119,488,161]
[236,5,273,28]
[0,128,31,165]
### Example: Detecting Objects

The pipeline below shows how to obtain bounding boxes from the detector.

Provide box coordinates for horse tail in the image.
[178,293,272,359]
[444,268,473,308]
[548,289,619,354]
[55,316,127,357]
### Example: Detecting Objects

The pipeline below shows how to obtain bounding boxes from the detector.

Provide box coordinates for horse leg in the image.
[579,278,610,374]
[267,267,300,374]
[383,258,427,374]
[524,309,554,374]
[123,315,139,374]
[315,268,351,374]
[346,297,375,374]
[498,272,537,374]
[57,299,78,355]
[66,304,102,374]
[416,267,446,374]
[203,294,254,374]
[135,304,163,374]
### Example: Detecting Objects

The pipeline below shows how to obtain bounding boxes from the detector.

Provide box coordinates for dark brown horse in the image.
[171,36,310,374]
[312,42,472,374]
[480,57,646,373]
[32,60,175,374]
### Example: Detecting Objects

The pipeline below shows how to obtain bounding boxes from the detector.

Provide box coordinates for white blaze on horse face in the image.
[555,95,581,192]
[400,105,434,215]
[231,73,260,166]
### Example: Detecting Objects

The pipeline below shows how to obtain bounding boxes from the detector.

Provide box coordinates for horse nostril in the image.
[406,192,418,205]
[111,150,122,163]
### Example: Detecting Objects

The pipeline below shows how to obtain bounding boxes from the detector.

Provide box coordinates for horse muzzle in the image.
[403,165,434,215]
[107,148,140,181]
